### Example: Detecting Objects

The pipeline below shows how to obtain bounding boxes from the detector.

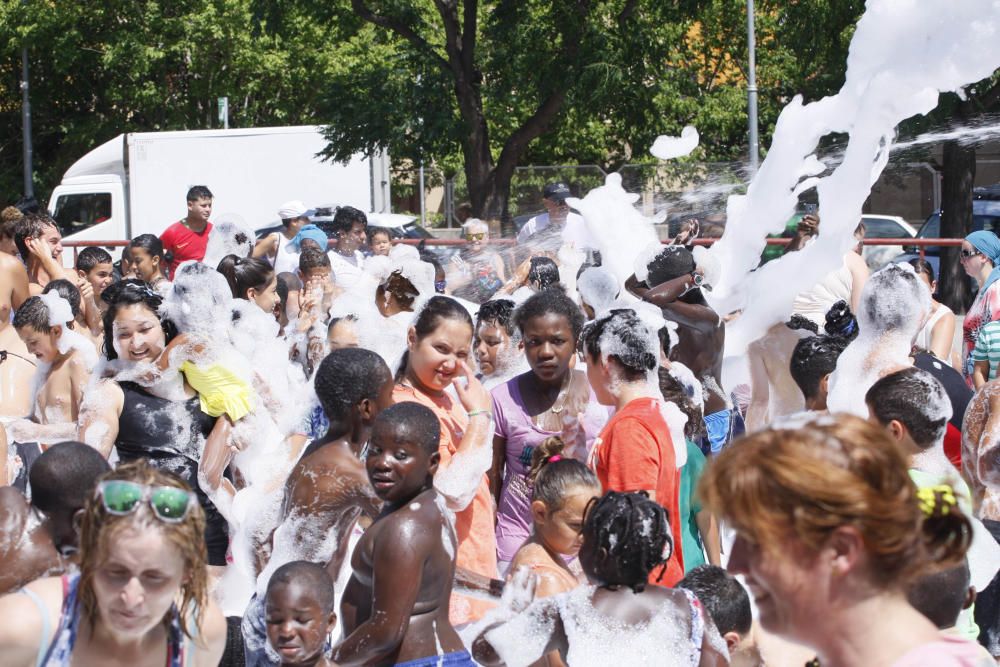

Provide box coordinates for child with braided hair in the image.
[473,490,729,667]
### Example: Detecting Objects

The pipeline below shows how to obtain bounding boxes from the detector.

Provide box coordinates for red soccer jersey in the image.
[160,220,213,276]
[591,397,685,587]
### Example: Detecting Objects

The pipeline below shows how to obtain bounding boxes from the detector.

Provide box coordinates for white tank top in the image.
[271,232,301,275]
[791,257,853,329]
[914,302,953,353]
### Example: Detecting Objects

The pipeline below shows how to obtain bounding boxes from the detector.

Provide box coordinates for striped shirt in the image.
[970,318,1000,380]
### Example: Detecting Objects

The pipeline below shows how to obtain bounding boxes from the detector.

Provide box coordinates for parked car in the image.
[893,188,1000,279]
[759,212,914,267]
[255,209,434,243]
[858,214,917,269]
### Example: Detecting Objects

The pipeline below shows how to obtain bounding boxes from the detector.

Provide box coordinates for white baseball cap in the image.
[277,200,311,220]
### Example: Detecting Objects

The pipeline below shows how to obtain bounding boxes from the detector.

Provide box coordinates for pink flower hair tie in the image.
[548,455,563,463]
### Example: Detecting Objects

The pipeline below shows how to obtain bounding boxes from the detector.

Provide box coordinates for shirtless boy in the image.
[13,213,68,295]
[334,401,474,666]
[0,441,109,594]
[0,250,31,416]
[8,295,94,445]
[244,348,393,666]
[75,246,115,336]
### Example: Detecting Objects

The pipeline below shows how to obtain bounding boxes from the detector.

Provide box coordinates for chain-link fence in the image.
[390,158,956,238]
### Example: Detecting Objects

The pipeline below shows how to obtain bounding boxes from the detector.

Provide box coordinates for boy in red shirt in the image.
[581,309,686,586]
[160,185,213,276]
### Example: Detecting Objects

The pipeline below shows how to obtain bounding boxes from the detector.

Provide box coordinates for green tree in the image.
[0,0,346,202]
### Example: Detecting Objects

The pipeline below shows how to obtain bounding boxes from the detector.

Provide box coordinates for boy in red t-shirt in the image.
[160,185,213,276]
[581,309,686,586]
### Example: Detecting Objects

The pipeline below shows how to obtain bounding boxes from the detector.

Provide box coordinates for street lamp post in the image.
[746,0,760,176]
[21,44,33,198]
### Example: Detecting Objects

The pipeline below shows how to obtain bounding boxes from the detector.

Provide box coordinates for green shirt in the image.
[679,439,708,571]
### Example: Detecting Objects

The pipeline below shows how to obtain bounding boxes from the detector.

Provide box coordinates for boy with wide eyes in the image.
[334,401,476,667]
[265,560,338,667]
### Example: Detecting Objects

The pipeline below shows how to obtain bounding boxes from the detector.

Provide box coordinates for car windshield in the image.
[918,213,1000,238]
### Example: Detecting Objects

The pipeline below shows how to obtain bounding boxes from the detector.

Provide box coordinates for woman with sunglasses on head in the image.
[960,231,1000,386]
[75,280,230,567]
[0,460,226,666]
[450,219,506,303]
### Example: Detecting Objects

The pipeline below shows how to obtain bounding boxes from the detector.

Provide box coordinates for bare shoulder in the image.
[0,487,29,537]
[193,600,227,667]
[0,576,63,665]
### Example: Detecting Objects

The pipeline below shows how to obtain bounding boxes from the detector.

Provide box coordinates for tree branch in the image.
[350,0,450,73]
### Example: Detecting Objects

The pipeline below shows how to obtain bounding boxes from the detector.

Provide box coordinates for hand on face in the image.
[452,360,492,415]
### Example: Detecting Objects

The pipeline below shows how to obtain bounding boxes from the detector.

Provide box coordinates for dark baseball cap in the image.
[543,182,572,202]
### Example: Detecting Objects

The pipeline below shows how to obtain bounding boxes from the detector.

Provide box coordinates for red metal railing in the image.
[60,237,964,264]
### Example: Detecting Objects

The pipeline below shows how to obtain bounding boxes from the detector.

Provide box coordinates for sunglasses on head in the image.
[465,232,486,241]
[95,480,194,523]
[961,249,982,259]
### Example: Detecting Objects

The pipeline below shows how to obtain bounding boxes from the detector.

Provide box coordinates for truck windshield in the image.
[51,193,112,237]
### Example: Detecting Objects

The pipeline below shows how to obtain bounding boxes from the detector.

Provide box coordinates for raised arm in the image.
[434,363,494,512]
[333,516,432,666]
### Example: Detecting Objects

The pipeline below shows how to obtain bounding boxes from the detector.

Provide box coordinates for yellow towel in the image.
[180,361,254,421]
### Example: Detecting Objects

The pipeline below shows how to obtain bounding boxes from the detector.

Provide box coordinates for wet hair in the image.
[865,367,951,449]
[658,368,704,439]
[699,414,972,589]
[42,279,82,320]
[583,491,672,593]
[580,309,658,382]
[186,185,213,202]
[382,270,420,309]
[789,335,848,401]
[13,296,53,333]
[645,246,696,288]
[476,299,516,336]
[368,226,391,243]
[375,401,441,455]
[13,212,58,259]
[786,314,819,334]
[275,272,296,307]
[314,347,391,423]
[29,441,111,516]
[100,279,177,361]
[528,437,599,510]
[129,233,166,260]
[217,254,274,300]
[527,256,560,291]
[908,258,936,283]
[76,246,113,273]
[267,560,336,614]
[860,263,926,331]
[299,247,331,274]
[330,205,367,236]
[677,565,752,636]
[824,300,858,340]
[513,288,585,340]
[906,560,970,629]
[78,460,208,641]
[396,295,473,382]
[657,326,672,358]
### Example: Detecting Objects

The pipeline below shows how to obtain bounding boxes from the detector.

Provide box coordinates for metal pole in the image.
[746,0,760,176]
[419,161,426,226]
[21,45,33,198]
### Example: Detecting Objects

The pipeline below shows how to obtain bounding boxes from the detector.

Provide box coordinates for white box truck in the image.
[46,125,391,257]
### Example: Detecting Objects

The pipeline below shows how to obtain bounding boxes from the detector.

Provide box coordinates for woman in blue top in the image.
[0,460,227,667]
